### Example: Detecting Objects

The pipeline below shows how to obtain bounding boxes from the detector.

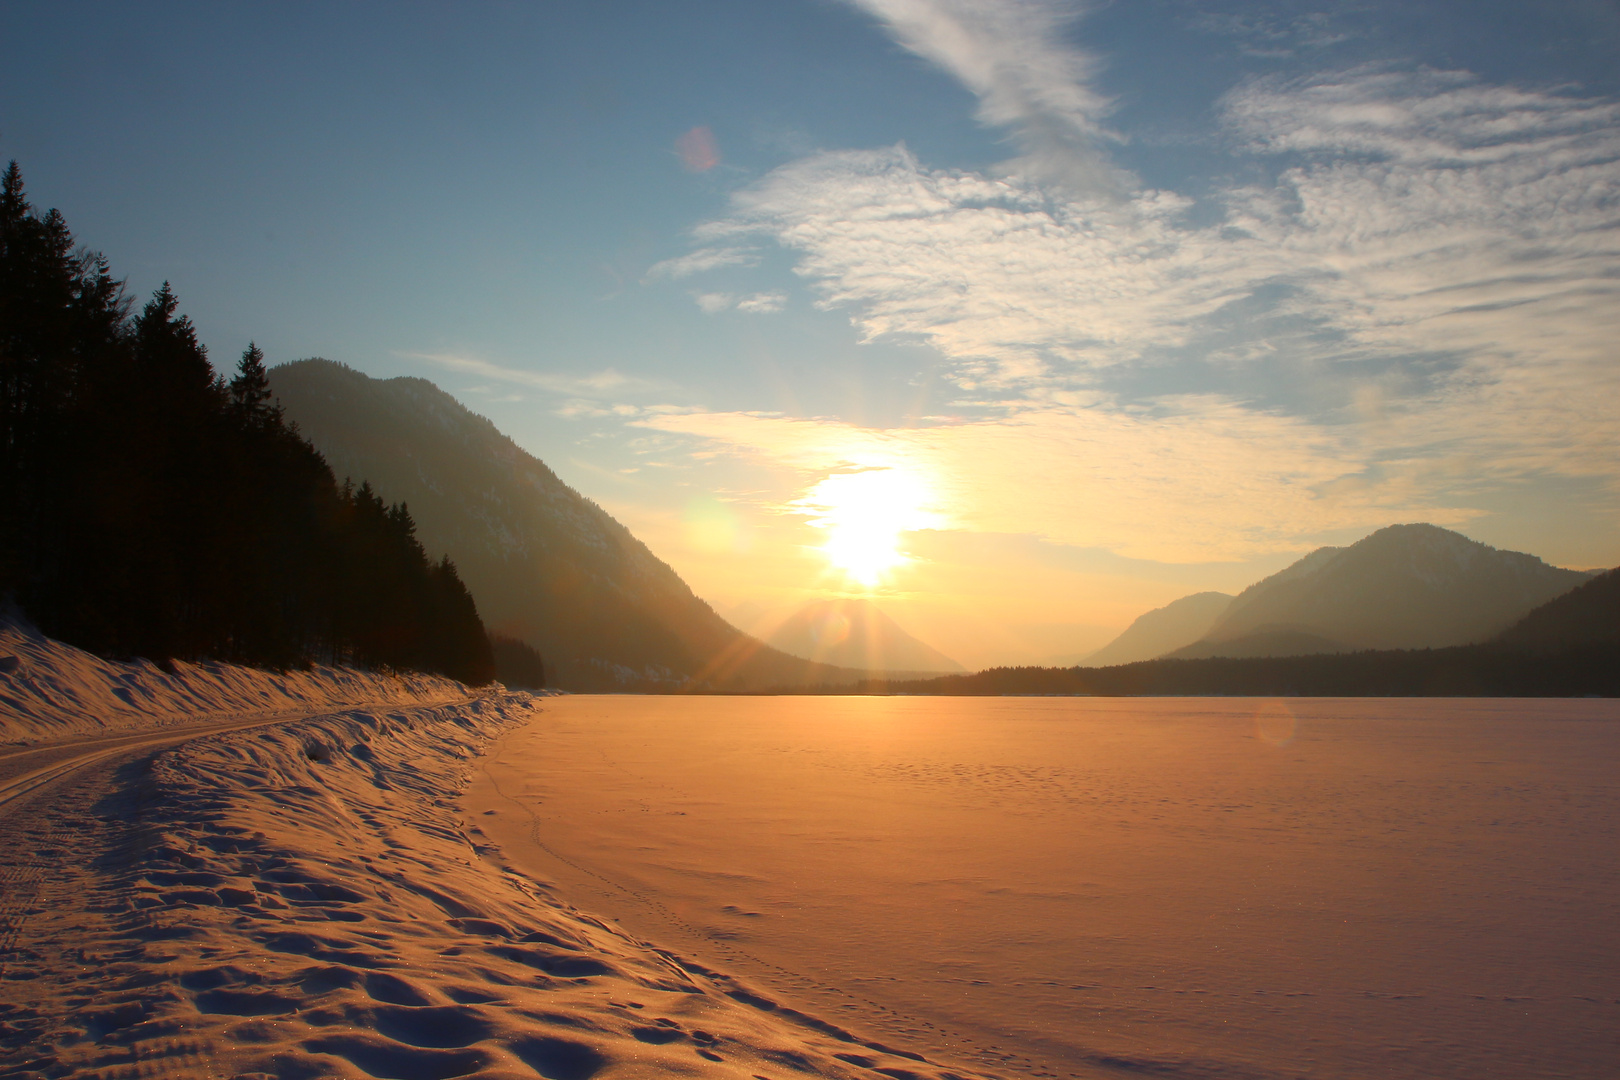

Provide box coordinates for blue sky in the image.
[5,1,1618,666]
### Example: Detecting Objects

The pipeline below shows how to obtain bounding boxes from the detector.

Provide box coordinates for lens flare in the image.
[684,496,749,555]
[1254,700,1298,747]
[808,609,852,648]
[676,126,719,172]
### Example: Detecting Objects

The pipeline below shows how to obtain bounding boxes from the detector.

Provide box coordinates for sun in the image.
[797,466,938,587]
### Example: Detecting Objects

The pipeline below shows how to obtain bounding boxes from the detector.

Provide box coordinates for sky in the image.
[4,0,1618,668]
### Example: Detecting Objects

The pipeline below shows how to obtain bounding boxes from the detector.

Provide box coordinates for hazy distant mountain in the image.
[764,599,965,673]
[1495,566,1620,650]
[269,359,872,691]
[1168,524,1591,660]
[1083,591,1233,667]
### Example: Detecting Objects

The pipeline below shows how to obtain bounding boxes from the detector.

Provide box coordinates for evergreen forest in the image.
[0,162,495,684]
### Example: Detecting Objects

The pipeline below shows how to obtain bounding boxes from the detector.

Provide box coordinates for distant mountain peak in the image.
[763,598,965,673]
[1083,591,1233,667]
[1174,522,1590,659]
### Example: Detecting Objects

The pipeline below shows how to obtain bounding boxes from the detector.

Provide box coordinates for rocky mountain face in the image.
[764,599,965,674]
[1169,524,1592,660]
[1083,592,1233,667]
[268,359,866,691]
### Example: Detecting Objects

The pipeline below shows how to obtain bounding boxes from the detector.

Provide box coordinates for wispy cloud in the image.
[690,290,788,314]
[735,291,787,313]
[1224,67,1620,164]
[644,246,757,282]
[399,351,676,399]
[663,67,1620,511]
[1188,10,1357,57]
[1219,70,1620,478]
[631,0,1618,563]
[697,144,1242,380]
[694,292,736,315]
[842,0,1124,193]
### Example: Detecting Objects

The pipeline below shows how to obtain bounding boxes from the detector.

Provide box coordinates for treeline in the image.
[810,643,1619,698]
[489,634,546,689]
[0,162,494,683]
[764,561,1620,698]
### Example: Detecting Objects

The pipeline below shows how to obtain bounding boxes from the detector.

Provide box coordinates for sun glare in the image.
[797,466,938,587]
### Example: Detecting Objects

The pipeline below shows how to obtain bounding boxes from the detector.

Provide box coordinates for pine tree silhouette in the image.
[230,342,280,427]
[0,160,494,683]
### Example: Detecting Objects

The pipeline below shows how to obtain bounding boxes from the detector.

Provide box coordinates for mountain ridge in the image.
[876,571,1620,696]
[763,599,965,673]
[1495,567,1620,650]
[1166,524,1591,660]
[1084,591,1233,667]
[268,359,878,691]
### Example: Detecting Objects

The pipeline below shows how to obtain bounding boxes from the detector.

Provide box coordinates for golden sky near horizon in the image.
[9,1,1615,670]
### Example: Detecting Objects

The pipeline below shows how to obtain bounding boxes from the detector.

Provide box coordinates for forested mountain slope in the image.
[269,360,869,690]
[1495,566,1620,650]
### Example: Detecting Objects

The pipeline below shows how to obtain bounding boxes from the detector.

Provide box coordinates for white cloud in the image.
[1223,67,1620,165]
[643,246,757,281]
[692,290,789,314]
[694,292,736,314]
[399,352,676,400]
[635,1,1618,560]
[735,291,787,313]
[841,0,1124,193]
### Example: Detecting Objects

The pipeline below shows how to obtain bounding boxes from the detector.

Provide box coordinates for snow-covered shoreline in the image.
[0,625,986,1079]
[0,615,471,744]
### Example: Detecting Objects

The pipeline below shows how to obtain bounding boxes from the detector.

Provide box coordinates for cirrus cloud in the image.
[668,65,1620,518]
[842,0,1126,193]
[635,0,1619,565]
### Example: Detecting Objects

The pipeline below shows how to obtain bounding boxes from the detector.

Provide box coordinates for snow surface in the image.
[474,694,1620,1080]
[0,624,990,1079]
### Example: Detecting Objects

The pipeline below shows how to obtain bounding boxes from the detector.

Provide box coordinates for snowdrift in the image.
[0,615,466,743]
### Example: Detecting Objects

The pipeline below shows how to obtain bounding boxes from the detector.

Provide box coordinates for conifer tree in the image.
[230,342,280,426]
[0,160,496,682]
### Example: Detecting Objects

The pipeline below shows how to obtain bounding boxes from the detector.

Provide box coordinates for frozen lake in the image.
[468,696,1620,1079]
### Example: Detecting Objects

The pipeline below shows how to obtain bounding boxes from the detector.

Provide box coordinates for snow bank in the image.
[0,615,468,743]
